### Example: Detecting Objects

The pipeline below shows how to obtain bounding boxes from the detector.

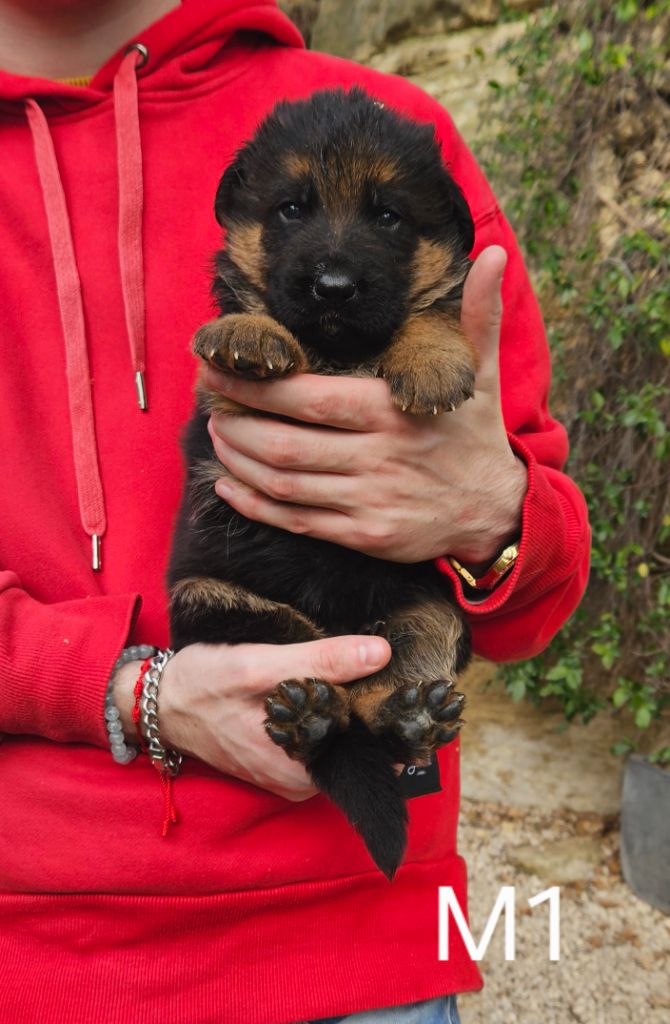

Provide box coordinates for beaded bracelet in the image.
[105,644,157,764]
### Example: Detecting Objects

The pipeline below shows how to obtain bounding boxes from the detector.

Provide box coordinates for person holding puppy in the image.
[0,2,590,1023]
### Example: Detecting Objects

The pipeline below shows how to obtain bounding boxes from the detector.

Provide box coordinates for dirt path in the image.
[455,663,670,1023]
[457,799,670,1023]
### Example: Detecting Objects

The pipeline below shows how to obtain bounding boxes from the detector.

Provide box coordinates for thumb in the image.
[461,245,507,396]
[247,634,392,691]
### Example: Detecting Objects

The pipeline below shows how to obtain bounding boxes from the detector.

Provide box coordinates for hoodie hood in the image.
[0,0,303,106]
[2,0,303,571]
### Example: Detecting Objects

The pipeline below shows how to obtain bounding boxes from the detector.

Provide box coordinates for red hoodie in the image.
[0,2,590,1021]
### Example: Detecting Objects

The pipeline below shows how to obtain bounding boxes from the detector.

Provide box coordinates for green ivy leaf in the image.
[634,706,653,729]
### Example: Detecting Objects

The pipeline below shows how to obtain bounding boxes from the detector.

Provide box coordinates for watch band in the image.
[448,540,520,590]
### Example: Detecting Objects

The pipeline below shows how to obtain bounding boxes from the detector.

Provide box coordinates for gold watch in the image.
[448,541,520,590]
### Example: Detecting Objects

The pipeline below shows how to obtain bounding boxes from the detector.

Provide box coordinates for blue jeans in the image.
[305,994,461,1023]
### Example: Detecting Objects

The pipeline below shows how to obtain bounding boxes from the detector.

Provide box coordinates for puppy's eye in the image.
[376,208,401,229]
[279,202,303,223]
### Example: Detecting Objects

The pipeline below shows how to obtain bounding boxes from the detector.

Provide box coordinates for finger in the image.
[242,633,392,690]
[211,437,358,511]
[203,366,395,431]
[273,784,320,803]
[252,743,319,801]
[214,474,353,540]
[461,245,507,396]
[210,413,368,472]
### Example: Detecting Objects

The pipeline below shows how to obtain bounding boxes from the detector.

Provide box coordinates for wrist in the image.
[447,454,527,566]
[153,652,192,755]
[110,660,143,743]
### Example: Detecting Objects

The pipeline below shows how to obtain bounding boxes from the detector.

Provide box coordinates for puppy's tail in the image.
[307,713,408,880]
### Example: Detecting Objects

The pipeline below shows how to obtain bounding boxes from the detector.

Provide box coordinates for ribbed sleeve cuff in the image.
[435,433,586,616]
[0,580,141,747]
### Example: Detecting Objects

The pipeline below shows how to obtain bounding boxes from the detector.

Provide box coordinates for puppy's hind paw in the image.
[375,680,465,763]
[264,678,349,764]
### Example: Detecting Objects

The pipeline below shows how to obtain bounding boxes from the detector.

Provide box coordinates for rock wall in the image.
[280,0,541,60]
[279,0,543,154]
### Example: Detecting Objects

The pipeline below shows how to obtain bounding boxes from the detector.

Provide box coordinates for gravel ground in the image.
[456,798,670,1024]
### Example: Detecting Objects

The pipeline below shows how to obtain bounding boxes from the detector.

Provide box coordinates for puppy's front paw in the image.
[264,678,349,764]
[193,313,308,379]
[381,358,475,416]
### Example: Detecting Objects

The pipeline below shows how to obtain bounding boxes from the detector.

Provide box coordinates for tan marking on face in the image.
[409,238,465,309]
[311,149,400,219]
[226,223,266,291]
[282,151,311,178]
[370,155,398,185]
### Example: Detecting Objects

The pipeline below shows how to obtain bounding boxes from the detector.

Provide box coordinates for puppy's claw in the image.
[265,697,295,722]
[432,406,438,415]
[266,360,273,370]
[278,680,307,708]
[436,696,465,723]
[266,726,291,746]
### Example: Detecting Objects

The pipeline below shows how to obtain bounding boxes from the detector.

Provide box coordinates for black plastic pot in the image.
[620,754,670,914]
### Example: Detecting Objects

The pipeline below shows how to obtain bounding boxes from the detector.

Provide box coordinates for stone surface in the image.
[367,21,525,148]
[458,660,628,814]
[507,836,602,884]
[458,798,670,1024]
[311,0,504,62]
[620,756,670,915]
[278,0,320,44]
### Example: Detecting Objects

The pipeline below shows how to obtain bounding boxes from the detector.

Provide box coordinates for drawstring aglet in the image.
[92,533,102,572]
[135,370,148,411]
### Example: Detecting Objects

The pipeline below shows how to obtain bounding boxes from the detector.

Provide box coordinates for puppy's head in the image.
[215,87,474,366]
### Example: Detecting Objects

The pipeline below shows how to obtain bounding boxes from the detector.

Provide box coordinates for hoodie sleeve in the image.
[0,570,141,746]
[371,78,591,662]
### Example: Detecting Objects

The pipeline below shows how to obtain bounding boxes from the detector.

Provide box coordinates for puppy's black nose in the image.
[313,271,357,302]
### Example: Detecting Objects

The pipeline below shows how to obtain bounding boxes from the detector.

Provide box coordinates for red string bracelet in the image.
[132,656,154,754]
[132,653,180,836]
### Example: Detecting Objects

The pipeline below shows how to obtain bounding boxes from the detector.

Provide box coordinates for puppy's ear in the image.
[441,175,475,254]
[214,158,247,226]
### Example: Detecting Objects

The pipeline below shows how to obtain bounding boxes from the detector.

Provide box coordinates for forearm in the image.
[0,569,140,745]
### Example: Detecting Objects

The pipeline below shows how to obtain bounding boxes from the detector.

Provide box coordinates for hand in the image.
[111,635,391,802]
[206,246,528,565]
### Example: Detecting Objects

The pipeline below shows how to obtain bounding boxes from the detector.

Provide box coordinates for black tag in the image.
[397,754,442,799]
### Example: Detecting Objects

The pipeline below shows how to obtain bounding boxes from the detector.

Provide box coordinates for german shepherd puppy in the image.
[168,88,476,879]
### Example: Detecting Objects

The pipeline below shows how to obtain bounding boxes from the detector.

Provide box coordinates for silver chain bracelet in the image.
[140,648,182,777]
